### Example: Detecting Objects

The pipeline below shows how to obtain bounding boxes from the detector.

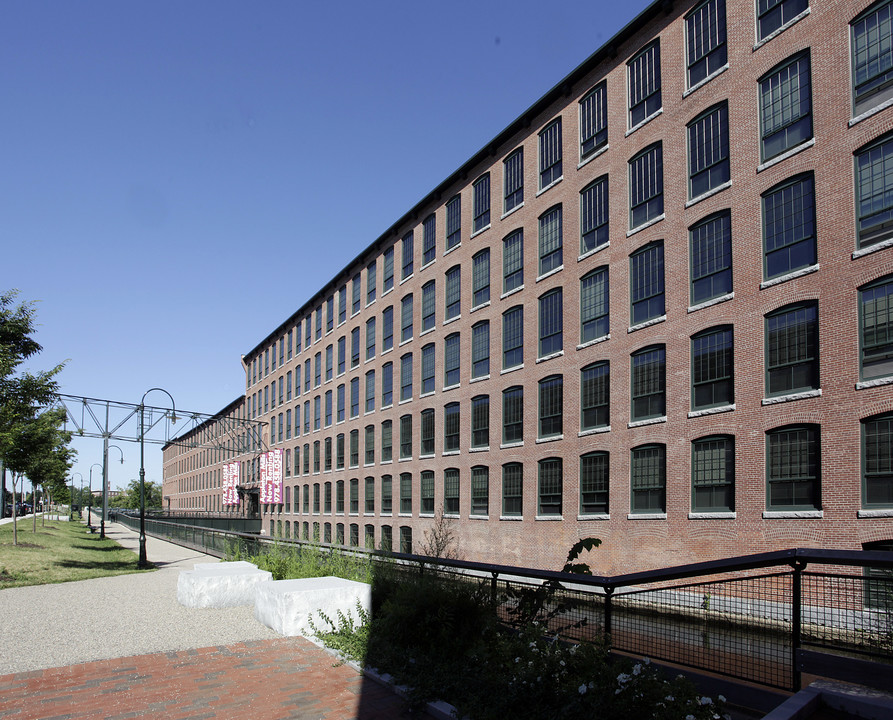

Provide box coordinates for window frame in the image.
[473,173,491,233]
[503,229,524,294]
[580,175,609,255]
[471,394,490,449]
[538,457,563,516]
[686,0,727,88]
[766,424,821,511]
[504,148,524,213]
[580,266,609,343]
[629,142,664,231]
[860,275,893,381]
[538,288,563,358]
[538,374,563,439]
[538,118,563,190]
[765,301,819,396]
[581,361,610,431]
[538,205,563,276]
[691,326,734,410]
[631,443,666,513]
[628,40,662,127]
[631,344,666,422]
[759,52,813,163]
[580,82,608,160]
[852,0,893,117]
[630,240,665,325]
[692,435,735,512]
[687,102,730,200]
[862,412,893,509]
[580,451,609,515]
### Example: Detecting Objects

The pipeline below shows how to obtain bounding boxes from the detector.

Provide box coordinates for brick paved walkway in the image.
[0,637,431,720]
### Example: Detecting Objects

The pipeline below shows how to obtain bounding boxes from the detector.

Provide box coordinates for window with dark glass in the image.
[381,420,392,462]
[350,478,359,514]
[581,361,609,431]
[352,273,361,315]
[861,276,893,380]
[765,302,818,395]
[351,328,360,369]
[336,433,344,469]
[503,386,523,444]
[763,174,816,280]
[381,474,392,513]
[336,383,345,423]
[692,326,734,409]
[538,205,563,276]
[758,0,808,42]
[444,333,460,387]
[690,211,732,305]
[471,395,489,448]
[446,194,461,250]
[767,425,820,510]
[581,175,609,255]
[422,343,435,394]
[383,247,394,292]
[473,173,491,233]
[422,280,435,332]
[692,435,735,512]
[631,444,666,513]
[382,305,393,351]
[402,231,414,279]
[853,1,893,116]
[504,148,523,213]
[863,413,893,508]
[349,429,359,467]
[628,41,661,126]
[400,352,412,401]
[502,463,522,516]
[365,370,375,413]
[760,53,812,162]
[325,389,333,427]
[538,458,562,516]
[503,229,524,293]
[339,285,347,324]
[631,345,666,421]
[538,289,563,358]
[580,82,607,159]
[365,425,374,465]
[382,361,393,406]
[350,377,359,418]
[401,294,413,342]
[366,318,376,360]
[686,0,727,87]
[688,103,729,199]
[444,468,459,514]
[421,409,435,456]
[326,345,333,381]
[423,213,436,265]
[581,267,609,343]
[337,336,345,375]
[538,375,563,438]
[400,415,412,460]
[472,249,490,307]
[400,473,412,514]
[471,466,489,516]
[580,452,609,514]
[856,134,893,248]
[444,402,460,452]
[629,143,663,229]
[502,305,523,370]
[367,260,376,304]
[630,240,664,325]
[445,265,461,320]
[471,321,490,379]
[421,470,435,514]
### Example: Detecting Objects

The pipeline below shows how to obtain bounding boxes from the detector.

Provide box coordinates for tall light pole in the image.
[88,463,102,529]
[70,472,83,520]
[101,443,123,540]
[138,388,176,569]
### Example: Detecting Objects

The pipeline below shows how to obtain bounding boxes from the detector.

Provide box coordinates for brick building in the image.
[164,0,893,574]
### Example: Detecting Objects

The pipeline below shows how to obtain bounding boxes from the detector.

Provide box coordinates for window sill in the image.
[442,383,460,393]
[625,108,663,137]
[628,416,667,429]
[469,514,489,520]
[578,513,610,521]
[577,334,609,351]
[470,224,491,239]
[578,242,609,263]
[858,509,893,518]
[421,258,436,272]
[379,512,392,517]
[686,180,732,209]
[536,266,564,284]
[500,441,524,449]
[444,243,462,257]
[380,460,392,465]
[398,513,412,518]
[420,390,435,398]
[689,511,736,519]
[579,426,610,437]
[470,300,491,314]
[628,513,667,520]
[418,453,435,460]
[688,404,735,419]
[470,374,490,384]
[365,299,376,310]
[381,347,393,357]
[627,213,665,238]
[536,515,563,521]
[443,314,461,326]
[683,64,729,99]
[536,350,564,364]
[536,434,563,444]
[578,144,609,170]
[753,6,811,51]
[850,96,893,127]
[761,389,821,405]
[536,176,563,197]
[501,364,524,375]
[857,376,893,390]
[420,326,435,337]
[382,286,394,298]
[500,515,523,521]
[501,202,524,221]
[762,510,823,519]
[381,403,393,411]
[760,264,819,290]
[399,274,414,286]
[628,315,666,334]
[442,450,460,456]
[398,338,413,348]
[470,446,489,453]
[398,456,412,463]
[398,397,413,405]
[853,236,893,259]
[419,512,435,519]
[757,138,814,173]
[688,292,734,314]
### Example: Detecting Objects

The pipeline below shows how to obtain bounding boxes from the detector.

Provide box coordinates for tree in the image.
[109,479,162,510]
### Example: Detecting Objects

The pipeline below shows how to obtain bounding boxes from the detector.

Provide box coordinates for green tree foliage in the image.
[108,479,162,510]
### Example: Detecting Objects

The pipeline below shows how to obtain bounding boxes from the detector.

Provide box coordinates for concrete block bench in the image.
[177,561,272,608]
[254,576,371,638]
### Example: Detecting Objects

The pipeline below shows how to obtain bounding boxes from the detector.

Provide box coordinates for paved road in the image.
[0,519,430,719]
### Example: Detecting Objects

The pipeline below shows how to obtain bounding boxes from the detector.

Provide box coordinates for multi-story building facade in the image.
[164,0,893,574]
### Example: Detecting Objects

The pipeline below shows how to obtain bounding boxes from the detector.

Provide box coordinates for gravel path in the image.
[0,521,280,675]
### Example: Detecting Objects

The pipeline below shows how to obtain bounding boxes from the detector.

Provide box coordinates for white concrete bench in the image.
[177,561,272,608]
[254,576,371,638]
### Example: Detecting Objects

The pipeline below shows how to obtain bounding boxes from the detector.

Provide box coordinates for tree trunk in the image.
[11,473,18,546]
[32,481,37,533]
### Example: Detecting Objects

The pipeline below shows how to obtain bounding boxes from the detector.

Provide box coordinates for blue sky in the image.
[4,0,649,492]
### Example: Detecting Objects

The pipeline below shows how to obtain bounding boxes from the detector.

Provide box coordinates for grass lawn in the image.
[0,517,147,588]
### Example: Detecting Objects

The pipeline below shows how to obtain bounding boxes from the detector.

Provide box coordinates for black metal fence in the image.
[118,515,892,692]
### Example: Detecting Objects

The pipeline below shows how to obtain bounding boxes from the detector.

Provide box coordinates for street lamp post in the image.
[101,443,123,540]
[88,463,103,530]
[70,472,83,520]
[138,388,176,569]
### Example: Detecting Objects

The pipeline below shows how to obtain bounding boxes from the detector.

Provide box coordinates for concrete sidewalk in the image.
[0,519,428,719]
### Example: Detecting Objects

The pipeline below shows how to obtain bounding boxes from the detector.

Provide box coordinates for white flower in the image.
[632,663,642,675]
[559,660,566,667]
[686,715,696,720]
[644,658,651,664]
[578,684,587,695]
[615,689,622,695]
[514,657,520,663]
[665,696,675,702]
[701,697,713,705]
[718,695,726,703]
[616,673,631,684]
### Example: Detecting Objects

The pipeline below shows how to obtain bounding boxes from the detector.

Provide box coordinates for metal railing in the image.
[118,516,893,692]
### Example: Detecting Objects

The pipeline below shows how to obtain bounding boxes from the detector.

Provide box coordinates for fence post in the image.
[791,560,806,692]
[491,571,498,606]
[604,586,614,647]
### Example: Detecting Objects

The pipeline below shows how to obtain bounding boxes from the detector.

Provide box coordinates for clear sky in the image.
[3,0,650,493]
